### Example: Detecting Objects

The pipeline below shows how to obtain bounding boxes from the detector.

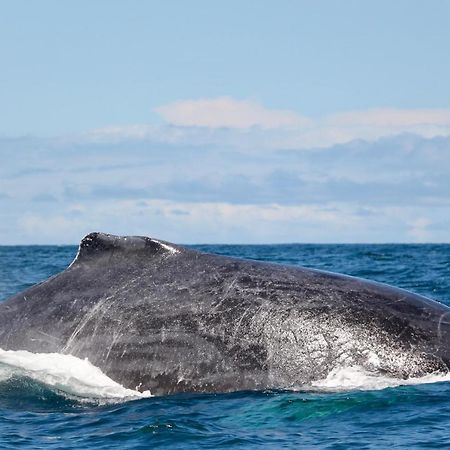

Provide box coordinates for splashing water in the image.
[0,348,151,401]
[310,365,450,391]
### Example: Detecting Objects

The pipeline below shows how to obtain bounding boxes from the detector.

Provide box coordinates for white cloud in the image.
[13,199,358,244]
[321,108,450,144]
[329,108,450,128]
[155,96,312,129]
[17,213,93,244]
[406,217,433,242]
[86,99,450,150]
[144,97,450,149]
[12,198,450,245]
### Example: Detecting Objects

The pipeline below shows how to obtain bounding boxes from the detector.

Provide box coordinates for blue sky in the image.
[0,1,449,244]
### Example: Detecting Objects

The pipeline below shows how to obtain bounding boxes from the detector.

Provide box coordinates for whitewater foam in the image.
[0,348,152,401]
[310,365,450,392]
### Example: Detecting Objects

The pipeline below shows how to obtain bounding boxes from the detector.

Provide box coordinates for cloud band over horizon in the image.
[0,99,449,245]
[84,97,450,151]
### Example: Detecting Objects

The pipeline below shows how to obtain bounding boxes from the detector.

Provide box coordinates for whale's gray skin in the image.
[0,232,450,395]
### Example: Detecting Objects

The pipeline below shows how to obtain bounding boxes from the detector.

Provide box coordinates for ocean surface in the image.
[0,243,450,449]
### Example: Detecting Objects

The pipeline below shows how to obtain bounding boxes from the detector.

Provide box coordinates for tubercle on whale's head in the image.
[68,232,181,268]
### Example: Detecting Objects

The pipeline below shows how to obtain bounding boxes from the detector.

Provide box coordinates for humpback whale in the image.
[0,232,449,395]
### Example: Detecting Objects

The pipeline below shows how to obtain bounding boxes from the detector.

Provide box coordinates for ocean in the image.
[0,243,449,449]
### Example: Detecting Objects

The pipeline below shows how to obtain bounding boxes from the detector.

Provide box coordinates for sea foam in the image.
[310,365,450,391]
[0,348,152,400]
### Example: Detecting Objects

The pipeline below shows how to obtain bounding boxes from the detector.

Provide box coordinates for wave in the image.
[0,348,152,402]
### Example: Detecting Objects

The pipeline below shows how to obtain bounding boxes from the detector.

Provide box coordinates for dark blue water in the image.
[1,244,450,448]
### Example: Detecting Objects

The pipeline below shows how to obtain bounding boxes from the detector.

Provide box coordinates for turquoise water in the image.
[0,244,450,448]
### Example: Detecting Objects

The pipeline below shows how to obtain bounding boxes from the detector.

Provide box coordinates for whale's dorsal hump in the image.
[69,232,180,267]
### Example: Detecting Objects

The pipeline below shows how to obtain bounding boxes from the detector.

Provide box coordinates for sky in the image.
[1,1,449,244]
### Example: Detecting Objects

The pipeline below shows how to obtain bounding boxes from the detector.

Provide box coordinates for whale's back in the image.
[1,232,449,394]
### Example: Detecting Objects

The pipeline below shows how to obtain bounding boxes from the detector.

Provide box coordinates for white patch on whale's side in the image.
[0,348,152,400]
[152,240,180,255]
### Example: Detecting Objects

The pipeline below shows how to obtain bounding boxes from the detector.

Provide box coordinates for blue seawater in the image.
[0,243,450,449]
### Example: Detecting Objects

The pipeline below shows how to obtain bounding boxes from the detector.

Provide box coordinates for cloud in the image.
[320,108,450,144]
[87,98,450,150]
[1,128,449,244]
[32,193,58,202]
[155,97,312,129]
[329,109,450,128]
[12,198,449,245]
[406,217,432,241]
[12,199,355,244]
[121,97,449,149]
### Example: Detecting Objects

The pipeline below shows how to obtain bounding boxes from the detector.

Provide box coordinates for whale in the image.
[0,232,450,395]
